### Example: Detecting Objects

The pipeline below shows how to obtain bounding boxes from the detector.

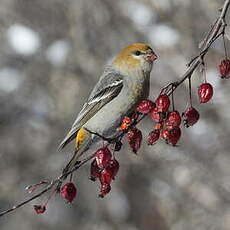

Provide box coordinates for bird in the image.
[59,43,157,176]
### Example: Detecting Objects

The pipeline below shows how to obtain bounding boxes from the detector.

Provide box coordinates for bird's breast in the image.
[126,72,150,100]
[84,73,150,137]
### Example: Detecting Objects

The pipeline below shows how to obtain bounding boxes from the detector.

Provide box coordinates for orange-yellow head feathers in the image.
[112,43,157,74]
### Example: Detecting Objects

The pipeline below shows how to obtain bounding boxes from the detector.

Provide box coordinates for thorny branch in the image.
[0,0,229,218]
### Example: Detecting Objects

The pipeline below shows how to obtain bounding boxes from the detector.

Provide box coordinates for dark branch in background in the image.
[0,0,229,218]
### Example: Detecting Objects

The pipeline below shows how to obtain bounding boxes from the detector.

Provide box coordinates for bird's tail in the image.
[58,128,92,189]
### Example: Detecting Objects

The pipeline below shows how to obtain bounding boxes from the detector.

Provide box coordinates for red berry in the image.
[120,116,132,131]
[90,159,101,181]
[219,59,230,78]
[183,107,200,127]
[167,127,181,146]
[136,100,156,114]
[34,205,46,214]
[99,160,119,183]
[198,83,213,103]
[107,159,119,179]
[99,183,111,198]
[100,168,113,184]
[155,94,170,112]
[95,147,112,169]
[148,129,160,145]
[161,129,170,140]
[154,122,163,130]
[161,127,181,146]
[150,107,164,122]
[60,182,77,203]
[166,111,181,128]
[127,128,142,154]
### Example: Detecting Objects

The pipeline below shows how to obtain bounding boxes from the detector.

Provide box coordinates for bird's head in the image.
[112,43,157,74]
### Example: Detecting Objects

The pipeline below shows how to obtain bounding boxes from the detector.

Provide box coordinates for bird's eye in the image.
[135,50,141,56]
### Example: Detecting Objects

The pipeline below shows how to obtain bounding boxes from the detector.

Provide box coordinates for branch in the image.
[0,153,96,217]
[164,0,230,96]
[0,0,229,218]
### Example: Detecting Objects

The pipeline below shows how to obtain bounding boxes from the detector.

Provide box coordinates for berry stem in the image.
[70,173,73,182]
[188,77,193,107]
[171,84,175,111]
[223,33,228,59]
[43,187,57,207]
[201,60,207,83]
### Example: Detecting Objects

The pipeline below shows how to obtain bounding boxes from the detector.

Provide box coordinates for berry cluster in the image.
[121,53,230,149]
[91,147,119,197]
[33,148,119,214]
[149,95,182,146]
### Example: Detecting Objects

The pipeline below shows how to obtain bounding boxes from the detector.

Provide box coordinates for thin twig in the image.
[223,33,228,59]
[188,76,193,107]
[165,0,230,96]
[0,152,96,217]
[0,181,55,217]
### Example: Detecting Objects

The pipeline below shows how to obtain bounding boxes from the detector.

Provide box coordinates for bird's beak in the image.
[145,52,158,62]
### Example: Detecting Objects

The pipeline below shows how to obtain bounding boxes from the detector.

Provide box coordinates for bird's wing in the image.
[59,67,123,149]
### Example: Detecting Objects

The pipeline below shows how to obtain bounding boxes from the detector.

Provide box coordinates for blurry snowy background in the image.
[0,0,230,229]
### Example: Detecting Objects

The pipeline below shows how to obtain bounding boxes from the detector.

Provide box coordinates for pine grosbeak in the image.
[59,43,157,174]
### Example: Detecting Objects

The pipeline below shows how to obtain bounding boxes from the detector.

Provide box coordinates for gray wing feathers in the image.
[59,66,123,149]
